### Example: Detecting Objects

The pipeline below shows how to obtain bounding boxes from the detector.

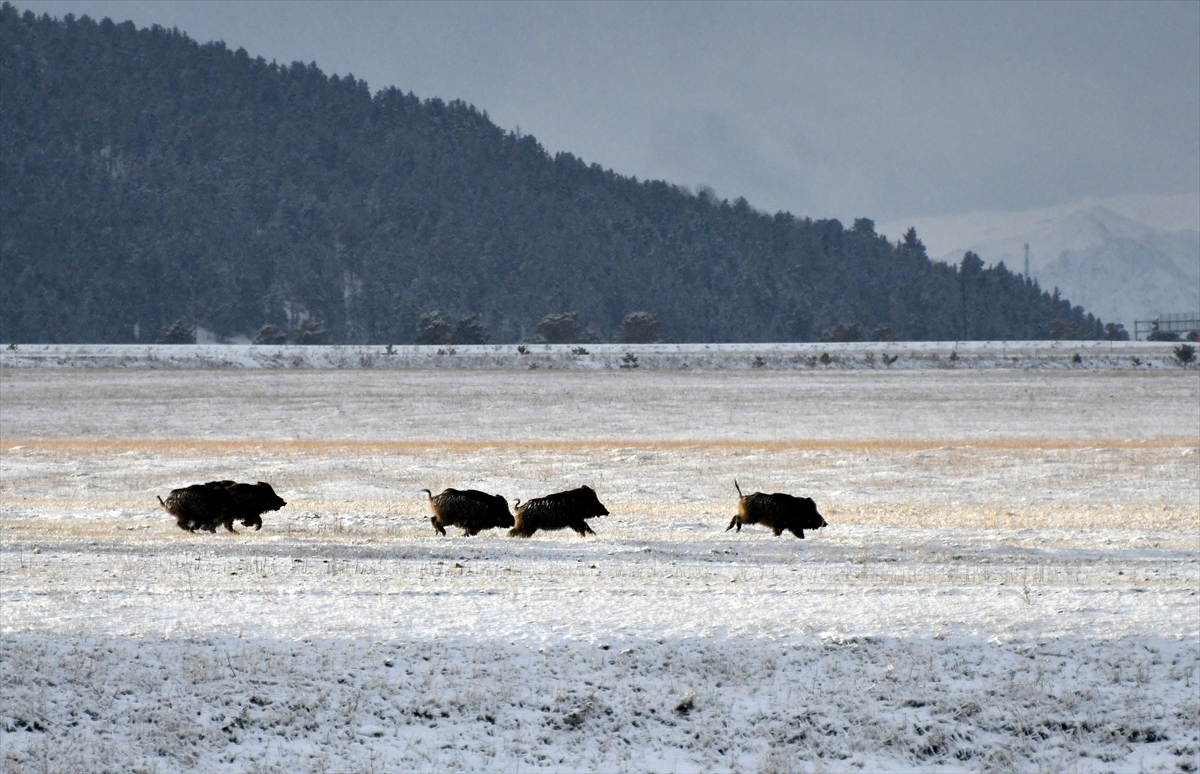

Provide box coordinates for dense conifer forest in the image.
[0,5,1108,343]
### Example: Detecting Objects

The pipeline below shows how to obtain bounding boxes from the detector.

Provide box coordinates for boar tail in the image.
[734,480,744,499]
[420,488,433,501]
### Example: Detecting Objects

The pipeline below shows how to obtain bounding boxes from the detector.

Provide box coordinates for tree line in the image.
[0,5,1109,344]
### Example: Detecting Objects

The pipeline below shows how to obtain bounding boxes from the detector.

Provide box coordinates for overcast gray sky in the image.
[20,0,1200,224]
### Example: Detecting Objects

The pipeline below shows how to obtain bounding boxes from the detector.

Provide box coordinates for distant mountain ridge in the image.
[882,197,1200,329]
[0,5,1107,343]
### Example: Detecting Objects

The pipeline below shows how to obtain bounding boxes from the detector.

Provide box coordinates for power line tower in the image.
[1024,243,1030,281]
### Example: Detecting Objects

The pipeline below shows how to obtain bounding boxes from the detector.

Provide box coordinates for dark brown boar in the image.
[726,480,827,538]
[159,480,286,533]
[158,483,240,533]
[509,485,609,538]
[422,488,515,536]
[213,481,286,531]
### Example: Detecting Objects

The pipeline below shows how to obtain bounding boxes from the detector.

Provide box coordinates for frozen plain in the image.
[1,349,1198,773]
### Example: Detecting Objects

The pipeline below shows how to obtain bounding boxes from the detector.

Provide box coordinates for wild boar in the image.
[727,480,826,538]
[158,483,240,533]
[159,480,285,533]
[509,485,609,538]
[422,488,515,536]
[211,480,286,531]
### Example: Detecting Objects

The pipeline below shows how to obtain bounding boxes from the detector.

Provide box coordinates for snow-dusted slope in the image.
[880,195,1200,329]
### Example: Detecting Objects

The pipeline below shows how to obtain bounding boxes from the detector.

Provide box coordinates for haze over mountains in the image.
[882,195,1200,330]
[0,6,1111,344]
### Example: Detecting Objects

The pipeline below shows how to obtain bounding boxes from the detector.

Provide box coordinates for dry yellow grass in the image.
[4,437,1195,455]
[5,430,1196,538]
[3,502,1196,542]
[4,499,1196,537]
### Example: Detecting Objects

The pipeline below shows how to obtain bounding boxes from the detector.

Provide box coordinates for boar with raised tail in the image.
[727,480,826,538]
[423,488,515,536]
[509,485,609,538]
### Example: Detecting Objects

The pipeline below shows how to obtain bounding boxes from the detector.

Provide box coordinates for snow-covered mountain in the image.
[879,194,1200,329]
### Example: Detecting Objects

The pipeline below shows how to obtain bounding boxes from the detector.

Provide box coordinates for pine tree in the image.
[451,315,488,345]
[158,320,195,344]
[533,313,580,344]
[253,324,287,345]
[618,312,661,343]
[296,320,329,345]
[416,312,452,345]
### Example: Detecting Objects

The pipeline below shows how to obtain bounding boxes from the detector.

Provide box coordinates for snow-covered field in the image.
[1,352,1197,772]
[0,340,1190,371]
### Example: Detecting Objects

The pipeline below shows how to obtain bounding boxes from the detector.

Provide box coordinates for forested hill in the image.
[0,6,1108,344]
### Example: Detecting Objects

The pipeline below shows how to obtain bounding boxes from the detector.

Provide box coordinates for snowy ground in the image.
[1,356,1197,772]
[0,340,1191,371]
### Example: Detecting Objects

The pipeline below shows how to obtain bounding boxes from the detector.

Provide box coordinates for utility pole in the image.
[1024,243,1030,281]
